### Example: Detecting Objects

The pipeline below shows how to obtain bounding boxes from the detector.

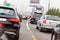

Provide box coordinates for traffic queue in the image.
[0,1,60,40]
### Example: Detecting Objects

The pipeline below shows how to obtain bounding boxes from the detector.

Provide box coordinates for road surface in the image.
[20,20,54,40]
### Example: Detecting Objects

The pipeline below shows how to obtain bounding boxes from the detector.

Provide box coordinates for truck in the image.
[32,6,44,20]
[30,6,44,24]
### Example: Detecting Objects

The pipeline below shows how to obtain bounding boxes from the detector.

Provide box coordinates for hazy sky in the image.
[0,0,60,13]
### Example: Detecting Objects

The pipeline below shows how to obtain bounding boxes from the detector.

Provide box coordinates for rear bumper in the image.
[0,21,20,27]
[40,25,54,32]
[41,27,53,30]
[41,26,53,29]
[41,27,53,32]
[0,21,20,33]
[30,20,37,24]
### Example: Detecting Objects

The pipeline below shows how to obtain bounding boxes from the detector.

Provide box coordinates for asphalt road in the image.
[20,20,54,40]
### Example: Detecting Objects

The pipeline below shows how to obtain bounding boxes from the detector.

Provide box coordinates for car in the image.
[0,6,20,40]
[22,15,28,19]
[36,15,60,31]
[18,14,22,22]
[30,15,42,24]
[30,17,37,24]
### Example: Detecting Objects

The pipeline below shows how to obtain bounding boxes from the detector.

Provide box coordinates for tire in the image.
[36,26,42,32]
[5,33,13,40]
[36,26,39,29]
[14,30,19,40]
[54,34,57,40]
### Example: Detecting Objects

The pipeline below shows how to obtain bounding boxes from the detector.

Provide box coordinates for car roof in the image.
[44,15,59,18]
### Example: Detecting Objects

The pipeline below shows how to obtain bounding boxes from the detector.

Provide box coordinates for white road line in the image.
[32,35,36,40]
[26,20,37,40]
[26,21,30,31]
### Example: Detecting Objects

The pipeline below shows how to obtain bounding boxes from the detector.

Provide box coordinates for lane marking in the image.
[26,21,30,31]
[26,20,37,40]
[32,35,37,40]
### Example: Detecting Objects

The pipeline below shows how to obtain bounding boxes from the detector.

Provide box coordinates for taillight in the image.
[9,18,19,23]
[0,24,4,28]
[43,20,46,24]
[31,16,34,18]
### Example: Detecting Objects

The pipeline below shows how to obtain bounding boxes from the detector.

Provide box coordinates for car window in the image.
[34,14,42,20]
[46,16,60,21]
[34,13,42,18]
[0,8,15,16]
[36,8,42,10]
[43,16,46,19]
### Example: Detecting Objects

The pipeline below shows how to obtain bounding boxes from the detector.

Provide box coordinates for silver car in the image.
[36,15,60,31]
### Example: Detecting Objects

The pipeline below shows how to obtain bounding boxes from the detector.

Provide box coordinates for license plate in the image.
[46,26,53,29]
[0,18,6,21]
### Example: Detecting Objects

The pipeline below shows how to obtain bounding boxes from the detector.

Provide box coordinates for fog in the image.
[0,0,60,15]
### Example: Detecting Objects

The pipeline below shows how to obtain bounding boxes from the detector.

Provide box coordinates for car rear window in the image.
[34,13,42,17]
[0,7,15,16]
[36,8,42,10]
[46,16,60,21]
[34,13,42,20]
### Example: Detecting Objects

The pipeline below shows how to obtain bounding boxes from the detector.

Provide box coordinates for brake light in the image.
[0,24,4,28]
[9,18,19,23]
[43,20,46,24]
[31,16,34,18]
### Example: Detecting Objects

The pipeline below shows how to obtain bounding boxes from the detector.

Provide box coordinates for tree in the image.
[46,8,60,17]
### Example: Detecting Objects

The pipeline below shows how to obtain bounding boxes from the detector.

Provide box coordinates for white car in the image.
[36,15,60,31]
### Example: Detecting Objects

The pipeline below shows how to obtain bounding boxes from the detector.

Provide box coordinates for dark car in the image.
[18,14,22,22]
[0,6,20,40]
[30,13,42,24]
[30,16,41,24]
[30,18,37,24]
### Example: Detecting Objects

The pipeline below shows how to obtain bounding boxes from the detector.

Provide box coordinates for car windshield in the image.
[0,8,15,16]
[46,16,60,21]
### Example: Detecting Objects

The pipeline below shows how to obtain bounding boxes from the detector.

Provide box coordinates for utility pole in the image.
[48,0,50,10]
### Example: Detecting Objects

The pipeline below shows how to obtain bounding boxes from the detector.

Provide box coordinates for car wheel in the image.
[36,26,39,29]
[6,30,19,40]
[14,30,19,40]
